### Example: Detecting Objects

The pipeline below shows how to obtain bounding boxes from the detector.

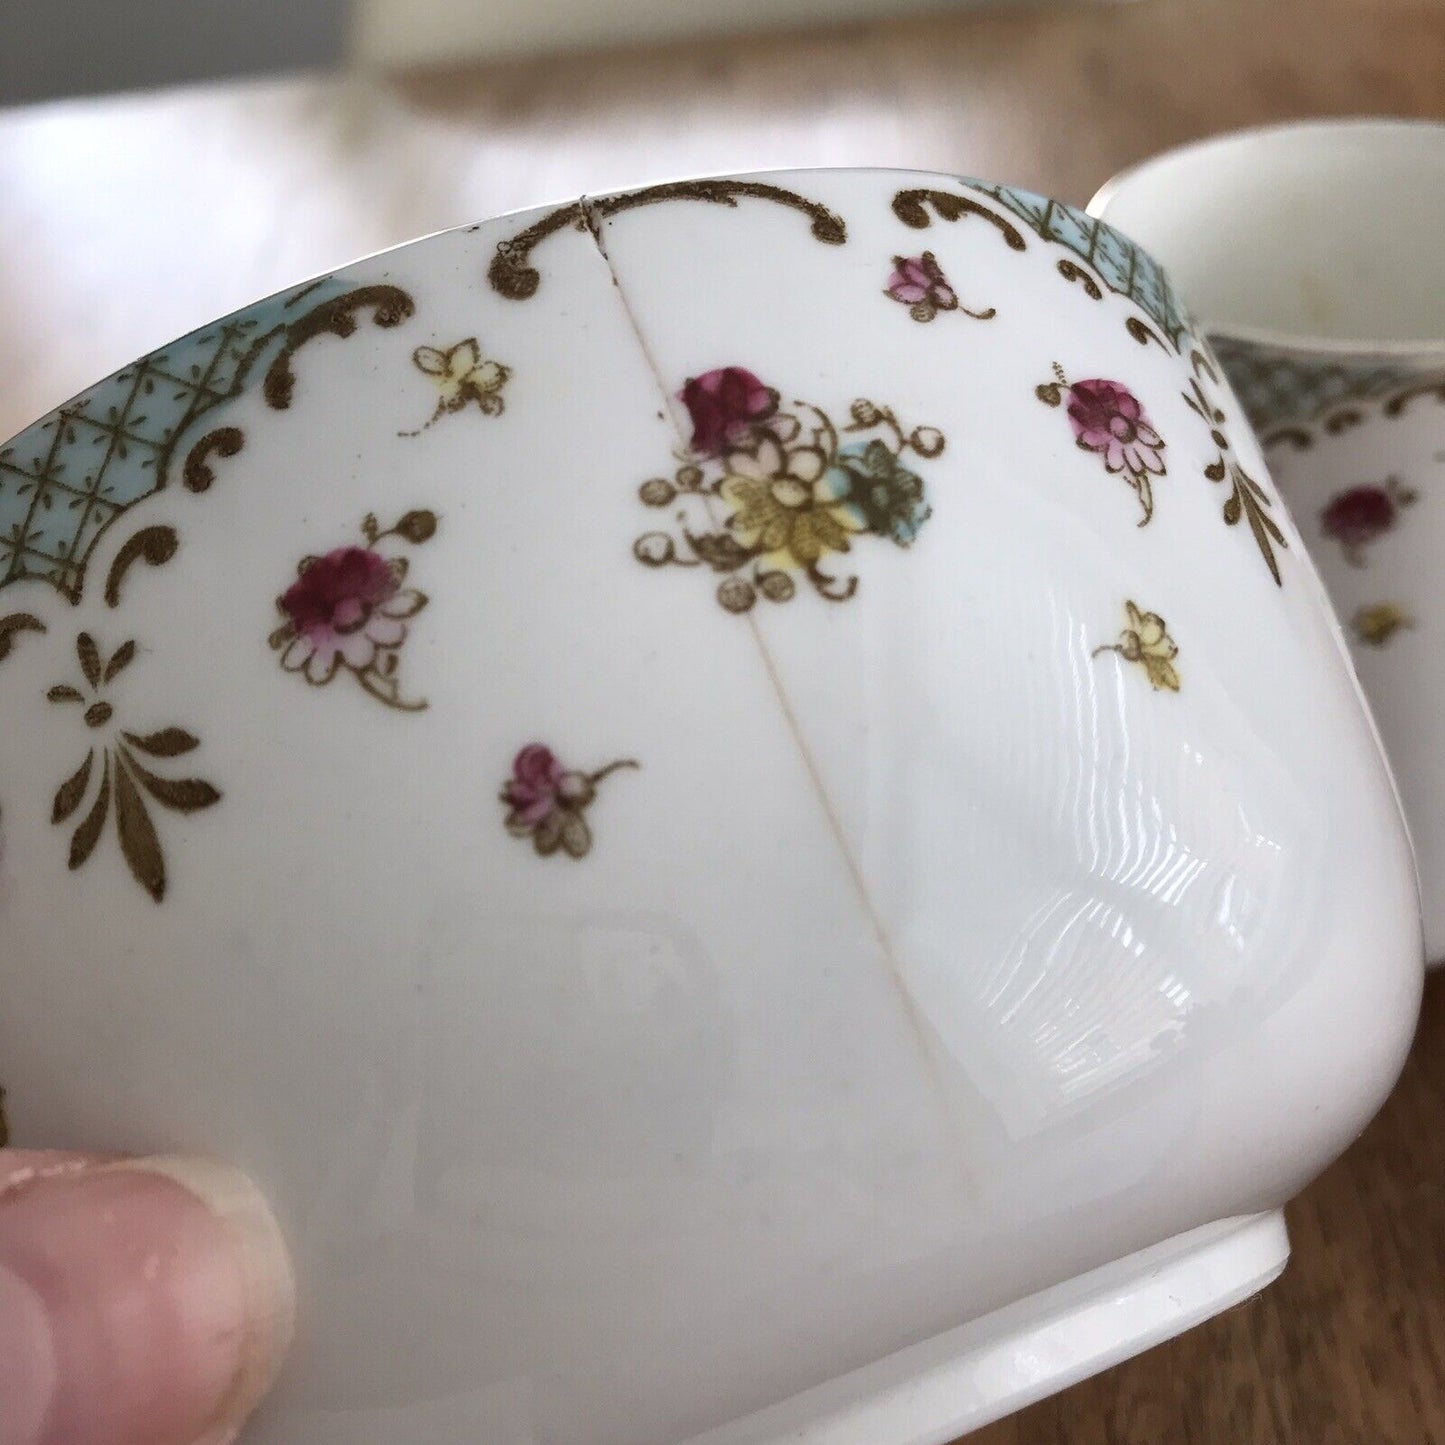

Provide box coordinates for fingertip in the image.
[108,1156,296,1437]
[0,1153,294,1445]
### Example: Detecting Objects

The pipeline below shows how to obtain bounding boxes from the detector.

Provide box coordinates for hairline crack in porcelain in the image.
[0,168,1422,1445]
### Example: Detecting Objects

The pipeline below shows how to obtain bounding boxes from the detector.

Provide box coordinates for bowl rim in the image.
[1087,117,1445,360]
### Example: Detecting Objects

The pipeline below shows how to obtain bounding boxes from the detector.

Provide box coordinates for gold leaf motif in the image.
[48,634,220,900]
[69,751,111,870]
[53,749,94,824]
[114,755,166,902]
[123,728,200,758]
[104,640,137,683]
[77,632,101,689]
[395,510,436,544]
[560,811,591,859]
[119,745,222,812]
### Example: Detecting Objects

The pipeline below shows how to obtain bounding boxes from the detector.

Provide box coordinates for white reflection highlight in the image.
[876,575,1316,1139]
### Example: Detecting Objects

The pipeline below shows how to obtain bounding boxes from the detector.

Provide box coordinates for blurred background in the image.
[2,1,1443,1440]
[5,0,1442,448]
[9,0,1090,99]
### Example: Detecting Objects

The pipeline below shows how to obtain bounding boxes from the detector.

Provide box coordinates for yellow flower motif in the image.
[1353,603,1414,647]
[720,477,856,567]
[1094,600,1180,692]
[719,430,860,570]
[406,338,510,432]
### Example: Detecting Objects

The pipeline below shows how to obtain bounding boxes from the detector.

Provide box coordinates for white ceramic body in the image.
[0,169,1423,1444]
[1092,119,1445,961]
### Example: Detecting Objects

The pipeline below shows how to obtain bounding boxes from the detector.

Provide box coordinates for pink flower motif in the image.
[504,743,570,828]
[887,252,957,320]
[886,251,994,322]
[276,545,422,686]
[1056,376,1167,524]
[889,254,955,306]
[680,367,776,456]
[502,745,638,859]
[1067,380,1167,477]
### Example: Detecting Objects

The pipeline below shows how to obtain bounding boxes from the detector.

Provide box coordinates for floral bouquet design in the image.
[635,366,945,612]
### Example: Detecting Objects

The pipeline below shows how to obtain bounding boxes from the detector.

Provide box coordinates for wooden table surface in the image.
[3,1,1444,1439]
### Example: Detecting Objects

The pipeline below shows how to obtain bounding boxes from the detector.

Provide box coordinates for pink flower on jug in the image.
[1322,486,1393,544]
[680,367,777,456]
[277,545,420,684]
[1066,379,1167,482]
[1319,479,1414,565]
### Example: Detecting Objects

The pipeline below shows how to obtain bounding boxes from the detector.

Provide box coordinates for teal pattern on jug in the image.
[1208,335,1420,434]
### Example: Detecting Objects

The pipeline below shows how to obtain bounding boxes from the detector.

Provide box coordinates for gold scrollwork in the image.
[489,180,848,300]
[1184,351,1287,586]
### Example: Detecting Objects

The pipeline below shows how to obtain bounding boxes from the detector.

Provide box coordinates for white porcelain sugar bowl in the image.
[0,169,1422,1445]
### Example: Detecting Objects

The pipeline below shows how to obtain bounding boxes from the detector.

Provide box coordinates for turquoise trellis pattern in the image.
[964,180,1193,351]
[1207,336,1419,435]
[0,277,350,602]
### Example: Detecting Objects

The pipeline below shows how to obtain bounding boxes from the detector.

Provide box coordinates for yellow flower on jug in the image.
[1093,600,1180,692]
[720,428,861,577]
[404,337,511,433]
[1353,602,1414,648]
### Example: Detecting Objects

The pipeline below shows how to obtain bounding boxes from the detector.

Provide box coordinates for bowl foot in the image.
[687,1210,1289,1445]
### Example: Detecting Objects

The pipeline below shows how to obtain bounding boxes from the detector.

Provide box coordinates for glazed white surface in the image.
[1093,123,1445,965]
[0,169,1423,1444]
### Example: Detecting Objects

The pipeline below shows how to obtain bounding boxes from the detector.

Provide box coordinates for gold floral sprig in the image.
[48,632,221,901]
[1092,601,1180,692]
[401,339,510,435]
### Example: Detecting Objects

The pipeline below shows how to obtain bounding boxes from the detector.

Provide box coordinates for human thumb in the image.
[0,1152,294,1445]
